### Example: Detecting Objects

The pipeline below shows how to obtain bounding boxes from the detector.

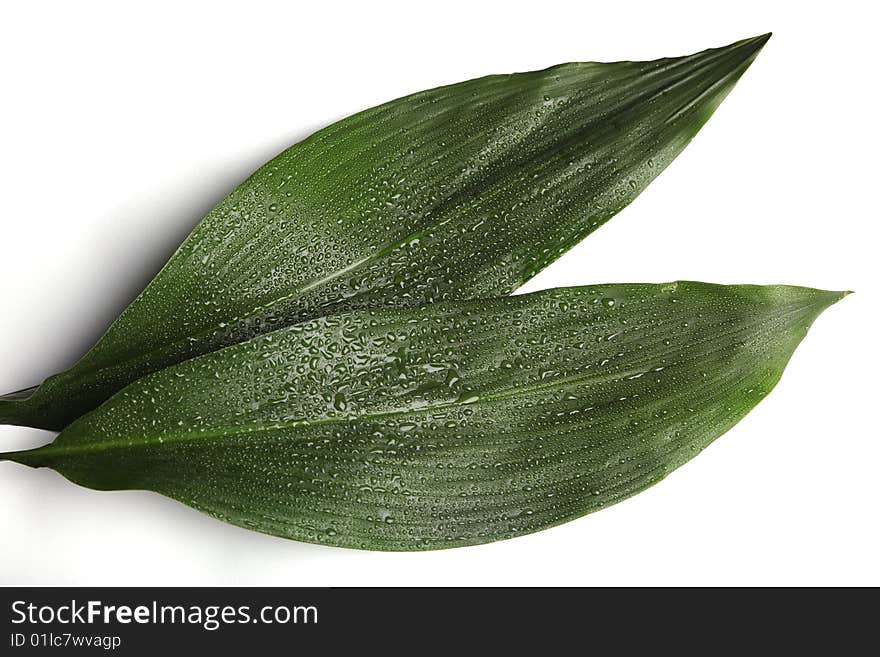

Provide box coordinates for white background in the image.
[1,1,877,586]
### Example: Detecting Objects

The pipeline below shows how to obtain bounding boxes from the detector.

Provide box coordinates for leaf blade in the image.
[3,282,844,550]
[2,35,770,429]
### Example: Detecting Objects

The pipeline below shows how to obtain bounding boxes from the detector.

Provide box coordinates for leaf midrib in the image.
[39,303,791,460]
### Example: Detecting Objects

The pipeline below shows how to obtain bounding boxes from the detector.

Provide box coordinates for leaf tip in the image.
[823,289,853,306]
[723,32,772,69]
[791,287,851,329]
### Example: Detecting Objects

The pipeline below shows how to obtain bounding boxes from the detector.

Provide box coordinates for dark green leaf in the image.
[2,282,845,550]
[0,35,770,430]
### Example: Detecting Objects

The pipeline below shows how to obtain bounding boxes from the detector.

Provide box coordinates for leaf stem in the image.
[0,447,44,468]
[0,398,33,428]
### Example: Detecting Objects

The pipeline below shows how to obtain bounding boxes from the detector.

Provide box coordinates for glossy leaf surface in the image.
[0,35,769,429]
[2,282,844,550]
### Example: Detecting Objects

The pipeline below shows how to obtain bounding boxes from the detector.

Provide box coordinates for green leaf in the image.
[1,35,770,430]
[1,282,845,550]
